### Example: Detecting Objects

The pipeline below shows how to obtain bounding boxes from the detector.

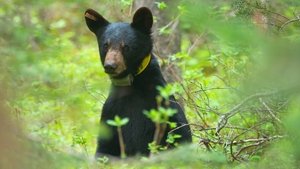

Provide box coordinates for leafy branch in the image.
[107,116,129,159]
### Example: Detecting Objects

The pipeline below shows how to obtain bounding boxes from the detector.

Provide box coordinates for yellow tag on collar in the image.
[135,54,151,75]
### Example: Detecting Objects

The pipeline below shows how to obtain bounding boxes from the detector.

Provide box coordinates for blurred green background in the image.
[1,0,300,168]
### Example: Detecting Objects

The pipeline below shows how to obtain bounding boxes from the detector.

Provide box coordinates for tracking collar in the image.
[110,54,151,86]
[135,54,151,75]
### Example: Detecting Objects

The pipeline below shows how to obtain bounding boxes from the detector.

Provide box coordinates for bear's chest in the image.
[101,91,157,154]
[102,91,155,122]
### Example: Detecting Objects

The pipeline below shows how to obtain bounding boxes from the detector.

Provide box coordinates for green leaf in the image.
[114,115,122,124]
[168,122,177,129]
[107,116,129,127]
[120,0,133,6]
[106,120,118,126]
[166,134,181,144]
[155,1,167,10]
[121,118,129,125]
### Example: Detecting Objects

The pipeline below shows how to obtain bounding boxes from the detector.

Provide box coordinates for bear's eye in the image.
[122,44,130,52]
[103,43,109,52]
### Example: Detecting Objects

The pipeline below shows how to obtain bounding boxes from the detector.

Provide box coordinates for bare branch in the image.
[279,17,300,31]
[259,98,283,124]
[180,83,209,126]
[216,90,279,135]
[233,135,285,160]
[233,135,284,145]
[187,33,205,56]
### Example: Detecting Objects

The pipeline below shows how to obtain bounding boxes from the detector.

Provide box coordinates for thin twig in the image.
[216,90,279,135]
[187,33,205,55]
[234,140,265,159]
[279,18,300,31]
[84,81,100,100]
[83,81,106,104]
[168,123,192,134]
[117,127,126,158]
[229,121,267,161]
[180,83,209,126]
[259,98,283,124]
[245,1,289,21]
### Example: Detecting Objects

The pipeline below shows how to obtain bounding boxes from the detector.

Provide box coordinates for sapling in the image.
[106,115,129,159]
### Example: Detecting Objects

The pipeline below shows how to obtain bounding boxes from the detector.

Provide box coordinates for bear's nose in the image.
[104,63,117,74]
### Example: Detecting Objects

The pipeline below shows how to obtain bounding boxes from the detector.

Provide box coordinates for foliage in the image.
[144,107,177,123]
[106,115,129,159]
[155,1,167,10]
[144,85,180,153]
[1,0,300,168]
[107,116,129,127]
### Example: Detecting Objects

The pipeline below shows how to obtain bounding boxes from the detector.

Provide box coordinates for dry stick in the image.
[234,135,285,158]
[153,123,161,145]
[187,33,205,56]
[154,99,169,145]
[161,15,180,33]
[199,138,212,151]
[277,98,290,111]
[129,1,133,17]
[191,87,234,93]
[238,135,284,144]
[279,18,300,31]
[168,123,194,134]
[229,121,269,161]
[235,141,266,160]
[117,127,126,158]
[193,135,284,146]
[157,123,168,145]
[151,123,167,156]
[259,98,283,124]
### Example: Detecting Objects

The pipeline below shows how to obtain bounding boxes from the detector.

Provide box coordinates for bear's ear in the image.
[85,8,109,34]
[131,7,153,34]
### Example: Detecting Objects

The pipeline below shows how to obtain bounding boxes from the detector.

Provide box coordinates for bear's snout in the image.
[104,62,117,74]
[104,49,127,76]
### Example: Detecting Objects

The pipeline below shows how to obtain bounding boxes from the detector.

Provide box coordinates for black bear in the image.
[84,7,192,157]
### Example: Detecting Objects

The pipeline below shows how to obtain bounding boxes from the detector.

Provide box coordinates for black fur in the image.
[85,7,191,157]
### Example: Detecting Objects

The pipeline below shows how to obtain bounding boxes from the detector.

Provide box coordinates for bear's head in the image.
[85,7,153,83]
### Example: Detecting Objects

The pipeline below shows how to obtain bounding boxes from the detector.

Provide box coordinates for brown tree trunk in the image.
[133,0,181,82]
